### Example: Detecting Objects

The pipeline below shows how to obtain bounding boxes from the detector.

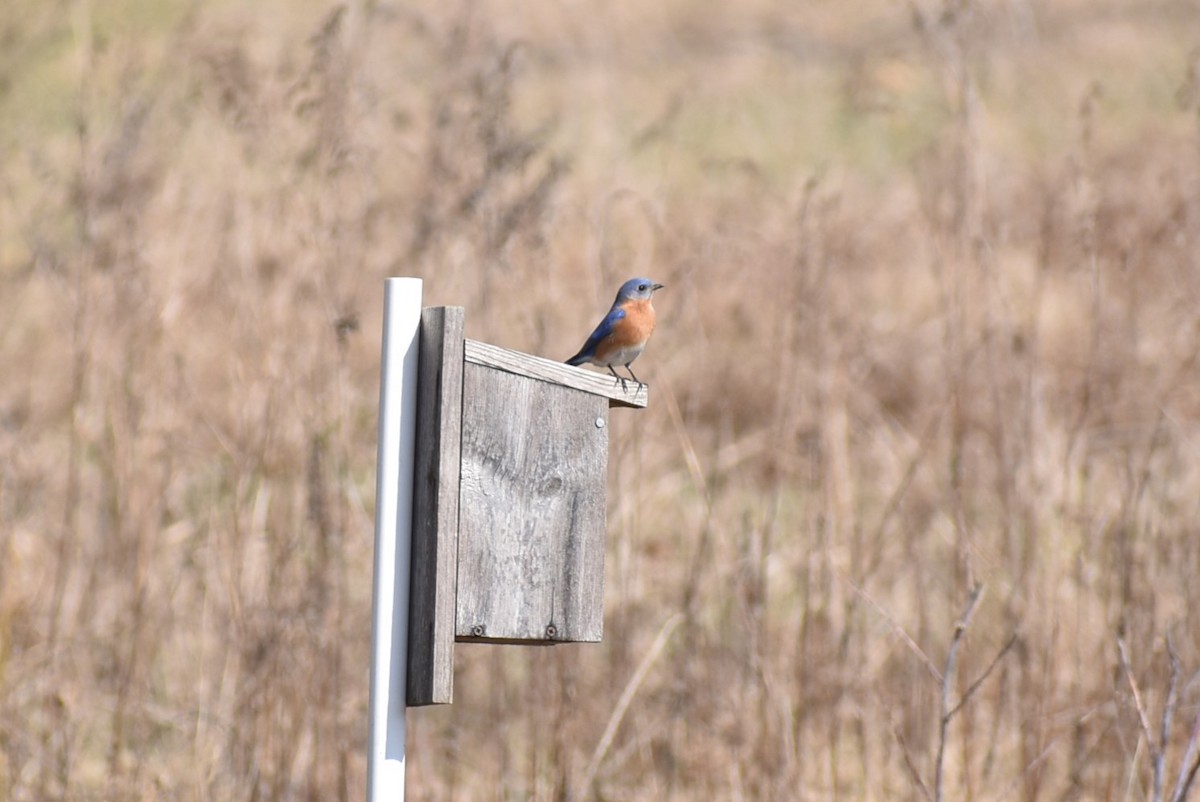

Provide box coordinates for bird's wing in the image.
[588,305,627,343]
[568,305,626,362]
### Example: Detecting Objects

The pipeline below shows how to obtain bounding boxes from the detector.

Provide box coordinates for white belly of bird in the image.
[598,342,646,367]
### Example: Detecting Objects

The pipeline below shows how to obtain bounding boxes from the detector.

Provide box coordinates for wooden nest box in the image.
[407,307,648,706]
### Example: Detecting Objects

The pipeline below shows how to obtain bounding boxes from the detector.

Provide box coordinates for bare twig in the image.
[576,613,683,802]
[1161,635,1183,802]
[995,738,1061,801]
[1170,642,1200,802]
[946,633,1018,721]
[1116,635,1200,802]
[894,724,934,802]
[1174,727,1200,802]
[1118,637,1161,799]
[846,578,941,684]
[934,584,984,802]
[1118,638,1157,748]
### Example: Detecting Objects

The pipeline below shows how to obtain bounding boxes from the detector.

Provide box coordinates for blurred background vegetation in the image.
[4,0,1200,799]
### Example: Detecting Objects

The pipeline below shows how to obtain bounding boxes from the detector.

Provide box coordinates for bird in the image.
[566,277,665,388]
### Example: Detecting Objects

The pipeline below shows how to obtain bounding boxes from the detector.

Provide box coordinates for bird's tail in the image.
[565,352,587,366]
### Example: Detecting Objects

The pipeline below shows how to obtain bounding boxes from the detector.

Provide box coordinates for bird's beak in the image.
[653,283,665,291]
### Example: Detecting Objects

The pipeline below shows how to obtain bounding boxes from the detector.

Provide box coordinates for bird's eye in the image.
[638,283,648,291]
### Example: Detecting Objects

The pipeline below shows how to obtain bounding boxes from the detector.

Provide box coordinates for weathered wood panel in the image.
[456,365,608,643]
[465,339,648,409]
[407,306,464,705]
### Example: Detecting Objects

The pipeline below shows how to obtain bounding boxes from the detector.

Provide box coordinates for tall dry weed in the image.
[3,1,1200,800]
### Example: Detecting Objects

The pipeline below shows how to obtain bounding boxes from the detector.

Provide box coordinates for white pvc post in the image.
[368,278,423,802]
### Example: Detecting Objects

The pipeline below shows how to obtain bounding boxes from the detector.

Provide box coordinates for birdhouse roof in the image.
[464,339,649,409]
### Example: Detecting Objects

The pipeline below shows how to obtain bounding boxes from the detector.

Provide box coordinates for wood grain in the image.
[465,338,648,409]
[406,306,464,705]
[455,363,608,643]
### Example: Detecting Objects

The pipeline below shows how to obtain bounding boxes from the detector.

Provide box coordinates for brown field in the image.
[4,0,1200,799]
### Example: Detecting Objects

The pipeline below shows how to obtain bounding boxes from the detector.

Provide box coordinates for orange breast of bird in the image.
[593,299,657,363]
[609,299,656,347]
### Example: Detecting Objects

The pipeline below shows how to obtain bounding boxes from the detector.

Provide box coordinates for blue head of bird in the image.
[616,278,665,303]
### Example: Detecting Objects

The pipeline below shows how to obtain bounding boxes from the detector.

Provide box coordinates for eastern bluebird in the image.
[566,277,665,387]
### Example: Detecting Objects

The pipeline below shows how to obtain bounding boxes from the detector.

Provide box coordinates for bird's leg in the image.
[608,365,628,391]
[624,364,643,386]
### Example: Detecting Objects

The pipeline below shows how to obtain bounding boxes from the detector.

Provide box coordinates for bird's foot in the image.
[607,367,629,392]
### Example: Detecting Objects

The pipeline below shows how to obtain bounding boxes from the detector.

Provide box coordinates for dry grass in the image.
[4,0,1200,799]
